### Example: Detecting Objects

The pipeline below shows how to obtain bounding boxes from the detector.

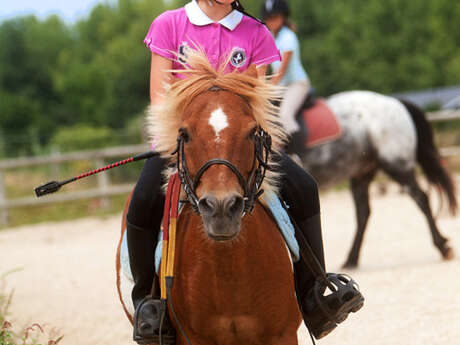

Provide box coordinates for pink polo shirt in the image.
[144,0,281,74]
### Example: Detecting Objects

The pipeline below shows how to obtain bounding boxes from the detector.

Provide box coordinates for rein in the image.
[172,125,273,215]
[159,172,192,345]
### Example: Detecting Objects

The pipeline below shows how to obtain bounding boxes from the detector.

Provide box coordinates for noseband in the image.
[172,125,272,215]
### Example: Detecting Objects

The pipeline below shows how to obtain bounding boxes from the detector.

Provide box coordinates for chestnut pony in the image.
[116,52,302,345]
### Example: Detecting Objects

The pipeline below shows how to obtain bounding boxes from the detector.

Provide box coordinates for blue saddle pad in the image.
[120,191,299,281]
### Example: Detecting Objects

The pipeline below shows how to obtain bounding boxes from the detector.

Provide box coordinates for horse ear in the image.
[245,64,258,78]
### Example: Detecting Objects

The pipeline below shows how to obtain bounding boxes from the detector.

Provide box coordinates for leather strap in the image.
[287,212,335,291]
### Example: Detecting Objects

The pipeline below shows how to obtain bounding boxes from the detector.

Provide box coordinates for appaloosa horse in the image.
[295,90,457,268]
[117,52,302,344]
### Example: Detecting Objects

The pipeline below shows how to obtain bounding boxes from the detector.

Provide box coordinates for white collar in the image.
[184,0,243,31]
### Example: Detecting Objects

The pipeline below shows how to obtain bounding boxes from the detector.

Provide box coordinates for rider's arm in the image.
[150,53,173,104]
[272,50,293,85]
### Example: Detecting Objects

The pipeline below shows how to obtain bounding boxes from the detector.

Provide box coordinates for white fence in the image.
[0,110,460,227]
[426,109,460,122]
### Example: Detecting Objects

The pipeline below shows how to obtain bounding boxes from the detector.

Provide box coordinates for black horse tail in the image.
[400,99,457,215]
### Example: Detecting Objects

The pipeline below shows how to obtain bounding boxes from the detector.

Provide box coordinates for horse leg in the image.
[383,167,453,260]
[343,169,377,269]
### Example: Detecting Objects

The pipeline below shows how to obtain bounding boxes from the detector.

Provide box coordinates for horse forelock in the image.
[146,50,286,194]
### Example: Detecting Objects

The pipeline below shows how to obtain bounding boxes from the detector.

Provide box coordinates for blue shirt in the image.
[271,26,308,86]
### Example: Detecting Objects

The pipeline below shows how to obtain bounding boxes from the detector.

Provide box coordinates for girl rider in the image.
[262,0,311,155]
[127,1,363,343]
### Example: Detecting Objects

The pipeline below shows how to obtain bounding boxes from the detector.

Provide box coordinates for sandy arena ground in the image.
[1,183,459,345]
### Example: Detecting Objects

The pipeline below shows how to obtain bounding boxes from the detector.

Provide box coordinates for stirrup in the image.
[133,297,176,345]
[305,273,364,339]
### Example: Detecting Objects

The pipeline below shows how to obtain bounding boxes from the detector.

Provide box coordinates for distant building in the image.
[393,85,460,110]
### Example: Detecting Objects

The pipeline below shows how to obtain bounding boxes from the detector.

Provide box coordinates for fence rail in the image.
[1,109,460,227]
[427,109,460,122]
[0,144,149,227]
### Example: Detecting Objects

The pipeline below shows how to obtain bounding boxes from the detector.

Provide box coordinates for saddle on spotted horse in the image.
[287,90,342,155]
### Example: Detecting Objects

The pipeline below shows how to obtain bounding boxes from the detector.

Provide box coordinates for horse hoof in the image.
[442,247,455,261]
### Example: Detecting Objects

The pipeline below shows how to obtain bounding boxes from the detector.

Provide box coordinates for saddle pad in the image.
[303,99,342,147]
[120,217,171,282]
[120,192,300,282]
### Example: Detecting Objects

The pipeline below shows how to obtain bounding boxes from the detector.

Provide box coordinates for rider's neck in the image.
[197,0,233,22]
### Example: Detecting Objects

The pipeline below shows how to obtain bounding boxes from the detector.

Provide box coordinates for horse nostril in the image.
[224,195,244,218]
[198,195,218,216]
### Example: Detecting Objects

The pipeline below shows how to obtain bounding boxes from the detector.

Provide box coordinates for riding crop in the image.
[34,151,159,197]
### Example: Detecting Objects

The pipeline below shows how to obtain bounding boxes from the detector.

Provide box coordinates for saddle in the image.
[295,90,342,148]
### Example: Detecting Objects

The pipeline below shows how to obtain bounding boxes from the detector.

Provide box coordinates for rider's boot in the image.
[127,221,176,345]
[285,130,308,156]
[293,214,364,339]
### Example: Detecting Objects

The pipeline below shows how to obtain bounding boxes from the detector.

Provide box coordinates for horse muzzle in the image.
[198,193,244,241]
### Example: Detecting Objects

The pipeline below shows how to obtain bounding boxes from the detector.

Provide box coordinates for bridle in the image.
[172,122,273,215]
[163,125,273,345]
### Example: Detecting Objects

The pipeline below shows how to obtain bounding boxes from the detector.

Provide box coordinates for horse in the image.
[116,52,302,345]
[294,90,457,268]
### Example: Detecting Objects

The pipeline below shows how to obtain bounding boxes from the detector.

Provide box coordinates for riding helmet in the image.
[260,0,290,19]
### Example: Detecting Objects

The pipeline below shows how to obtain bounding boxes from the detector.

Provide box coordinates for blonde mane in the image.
[147,50,287,193]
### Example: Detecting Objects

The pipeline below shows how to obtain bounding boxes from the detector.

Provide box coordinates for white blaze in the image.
[209,107,228,142]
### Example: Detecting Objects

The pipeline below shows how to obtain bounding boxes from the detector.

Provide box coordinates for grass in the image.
[0,271,63,345]
[4,195,127,229]
[0,159,142,230]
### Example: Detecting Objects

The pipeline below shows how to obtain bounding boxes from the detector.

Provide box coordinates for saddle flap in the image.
[260,191,300,262]
[302,99,342,147]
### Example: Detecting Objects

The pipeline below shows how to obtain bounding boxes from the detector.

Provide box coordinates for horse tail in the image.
[399,99,457,215]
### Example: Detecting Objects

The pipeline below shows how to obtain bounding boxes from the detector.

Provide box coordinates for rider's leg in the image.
[276,152,324,270]
[279,80,310,155]
[126,155,175,344]
[276,153,364,339]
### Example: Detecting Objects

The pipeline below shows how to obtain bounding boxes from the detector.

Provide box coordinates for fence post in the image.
[51,147,61,180]
[0,170,8,227]
[95,158,110,209]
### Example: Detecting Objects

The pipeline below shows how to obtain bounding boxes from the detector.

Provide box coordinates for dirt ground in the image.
[1,182,459,345]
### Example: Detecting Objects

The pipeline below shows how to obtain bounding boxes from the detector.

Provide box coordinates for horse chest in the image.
[207,315,264,344]
[172,212,300,344]
[173,253,296,344]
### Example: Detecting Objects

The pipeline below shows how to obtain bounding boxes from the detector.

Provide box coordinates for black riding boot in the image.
[127,222,176,345]
[293,215,364,339]
[278,153,363,339]
[126,156,176,345]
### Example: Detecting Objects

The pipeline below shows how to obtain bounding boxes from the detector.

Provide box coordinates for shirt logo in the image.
[178,42,189,64]
[230,48,247,68]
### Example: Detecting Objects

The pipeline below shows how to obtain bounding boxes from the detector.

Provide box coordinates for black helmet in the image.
[260,0,290,19]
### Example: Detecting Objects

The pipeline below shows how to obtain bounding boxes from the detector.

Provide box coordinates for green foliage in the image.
[50,125,116,152]
[0,0,459,156]
[294,0,460,95]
